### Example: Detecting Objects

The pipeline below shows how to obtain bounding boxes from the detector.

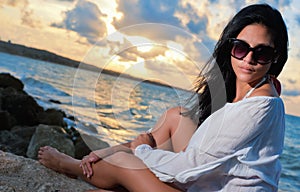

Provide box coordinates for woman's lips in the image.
[239,66,254,73]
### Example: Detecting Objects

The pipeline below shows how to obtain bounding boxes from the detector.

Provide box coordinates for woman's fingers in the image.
[80,154,99,178]
[80,156,91,177]
[86,158,94,177]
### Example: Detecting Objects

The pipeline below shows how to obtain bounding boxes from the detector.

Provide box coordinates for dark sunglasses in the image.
[229,38,277,65]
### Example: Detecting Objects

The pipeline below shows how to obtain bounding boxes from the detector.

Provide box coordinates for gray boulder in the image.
[73,133,109,159]
[1,87,43,126]
[0,110,16,130]
[26,124,75,159]
[10,125,37,143]
[38,108,66,127]
[0,130,28,156]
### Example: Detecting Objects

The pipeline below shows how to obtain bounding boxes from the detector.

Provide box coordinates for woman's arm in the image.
[88,132,156,162]
[80,106,197,178]
[80,136,154,178]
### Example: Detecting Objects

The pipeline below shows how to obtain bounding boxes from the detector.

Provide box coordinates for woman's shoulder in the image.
[229,96,283,105]
[223,96,285,124]
[249,80,280,98]
[226,96,284,114]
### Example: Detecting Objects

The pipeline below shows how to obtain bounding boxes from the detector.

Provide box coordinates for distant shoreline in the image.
[0,40,186,91]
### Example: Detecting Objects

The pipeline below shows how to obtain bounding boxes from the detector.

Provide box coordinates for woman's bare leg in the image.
[90,152,182,192]
[38,147,181,192]
[152,107,197,152]
[38,146,85,177]
[38,107,195,191]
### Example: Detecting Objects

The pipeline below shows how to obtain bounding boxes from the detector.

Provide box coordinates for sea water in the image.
[0,52,299,191]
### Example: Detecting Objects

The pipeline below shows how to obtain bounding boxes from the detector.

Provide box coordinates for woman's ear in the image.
[273,54,280,64]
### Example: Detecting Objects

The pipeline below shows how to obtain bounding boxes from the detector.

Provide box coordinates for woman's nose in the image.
[242,51,256,65]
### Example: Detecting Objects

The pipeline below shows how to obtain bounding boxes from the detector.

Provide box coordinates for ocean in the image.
[0,52,299,191]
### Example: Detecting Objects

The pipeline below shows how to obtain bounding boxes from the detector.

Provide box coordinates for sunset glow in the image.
[1,0,299,116]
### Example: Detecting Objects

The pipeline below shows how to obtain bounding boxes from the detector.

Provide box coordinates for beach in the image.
[0,52,299,191]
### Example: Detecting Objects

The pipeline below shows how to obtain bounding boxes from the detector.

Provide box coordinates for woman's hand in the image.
[131,133,157,149]
[79,152,101,178]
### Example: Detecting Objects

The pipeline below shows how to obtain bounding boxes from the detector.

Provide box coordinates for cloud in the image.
[116,44,168,62]
[0,0,42,28]
[287,78,297,84]
[174,2,208,34]
[282,89,300,96]
[144,55,198,78]
[144,59,178,75]
[101,22,211,81]
[142,58,196,89]
[102,33,201,87]
[296,15,300,25]
[21,9,42,28]
[113,0,182,32]
[104,35,167,62]
[281,78,300,96]
[108,0,219,62]
[187,17,208,34]
[173,1,235,53]
[0,0,28,7]
[51,0,107,44]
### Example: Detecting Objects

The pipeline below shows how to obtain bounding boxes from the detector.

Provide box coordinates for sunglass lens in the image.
[254,46,275,64]
[232,41,248,59]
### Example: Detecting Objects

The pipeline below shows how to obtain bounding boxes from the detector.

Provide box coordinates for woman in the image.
[38,3,288,191]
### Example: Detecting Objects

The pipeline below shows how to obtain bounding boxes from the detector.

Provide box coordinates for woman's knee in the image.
[153,107,182,133]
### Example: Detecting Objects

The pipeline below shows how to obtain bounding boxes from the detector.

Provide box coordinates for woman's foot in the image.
[38,146,78,178]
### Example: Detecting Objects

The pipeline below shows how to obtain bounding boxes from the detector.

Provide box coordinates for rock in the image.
[0,87,3,109]
[74,132,110,159]
[38,108,66,127]
[67,115,76,121]
[0,144,10,152]
[0,185,15,192]
[0,150,97,192]
[1,87,43,126]
[0,110,16,130]
[0,73,24,90]
[75,133,109,156]
[49,99,61,104]
[0,130,28,156]
[26,124,75,159]
[74,135,92,159]
[78,133,110,152]
[10,125,37,144]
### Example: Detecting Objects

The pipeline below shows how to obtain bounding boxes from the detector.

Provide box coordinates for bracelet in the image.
[146,132,157,148]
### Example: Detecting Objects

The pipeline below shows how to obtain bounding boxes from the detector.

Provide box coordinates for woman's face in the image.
[231,23,274,85]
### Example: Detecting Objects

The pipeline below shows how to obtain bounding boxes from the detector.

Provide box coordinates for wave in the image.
[21,77,70,97]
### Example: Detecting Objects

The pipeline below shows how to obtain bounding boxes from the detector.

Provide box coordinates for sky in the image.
[0,0,299,116]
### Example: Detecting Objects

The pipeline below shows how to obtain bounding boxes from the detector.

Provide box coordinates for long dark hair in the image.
[184,4,289,126]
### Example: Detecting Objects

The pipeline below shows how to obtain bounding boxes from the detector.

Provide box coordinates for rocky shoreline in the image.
[0,151,97,192]
[0,73,108,191]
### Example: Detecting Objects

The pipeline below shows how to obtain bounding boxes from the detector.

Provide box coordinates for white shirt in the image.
[135,97,285,192]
